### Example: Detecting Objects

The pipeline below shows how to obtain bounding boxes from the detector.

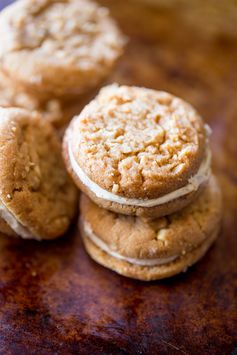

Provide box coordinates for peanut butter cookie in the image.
[0,107,78,240]
[0,71,72,129]
[80,175,222,281]
[0,0,124,99]
[64,84,211,217]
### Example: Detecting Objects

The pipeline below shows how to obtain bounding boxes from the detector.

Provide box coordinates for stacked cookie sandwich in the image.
[0,0,124,130]
[63,84,222,281]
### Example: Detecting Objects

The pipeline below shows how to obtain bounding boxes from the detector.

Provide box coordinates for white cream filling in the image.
[83,220,178,266]
[69,140,211,208]
[0,199,33,239]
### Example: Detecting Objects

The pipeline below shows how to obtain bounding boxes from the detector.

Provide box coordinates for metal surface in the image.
[0,1,237,354]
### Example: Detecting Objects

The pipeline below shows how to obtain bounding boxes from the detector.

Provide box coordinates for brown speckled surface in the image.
[0,1,237,354]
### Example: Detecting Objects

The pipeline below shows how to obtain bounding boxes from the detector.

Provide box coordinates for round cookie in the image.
[80,175,222,281]
[0,71,69,129]
[0,107,78,240]
[64,84,211,218]
[0,71,96,131]
[0,0,124,100]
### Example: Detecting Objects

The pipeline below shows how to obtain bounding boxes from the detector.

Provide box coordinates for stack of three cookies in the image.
[63,84,222,281]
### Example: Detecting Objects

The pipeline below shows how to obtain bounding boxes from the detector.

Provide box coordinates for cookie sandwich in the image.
[0,0,124,100]
[80,176,222,281]
[0,107,77,240]
[64,84,211,218]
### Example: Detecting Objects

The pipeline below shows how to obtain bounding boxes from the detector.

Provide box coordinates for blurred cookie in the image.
[64,84,211,218]
[0,0,124,100]
[0,61,95,131]
[0,107,78,240]
[80,176,222,281]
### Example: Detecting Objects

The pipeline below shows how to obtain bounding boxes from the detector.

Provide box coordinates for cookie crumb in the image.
[157,229,168,242]
[112,184,119,193]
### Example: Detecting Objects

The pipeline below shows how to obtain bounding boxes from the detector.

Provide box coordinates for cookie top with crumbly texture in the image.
[69,84,207,199]
[0,0,124,97]
[0,107,77,240]
[80,176,222,260]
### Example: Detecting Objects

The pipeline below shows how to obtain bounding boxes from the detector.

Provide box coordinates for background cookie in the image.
[0,71,70,129]
[64,84,210,217]
[80,175,222,281]
[0,70,97,131]
[0,107,78,240]
[0,0,124,100]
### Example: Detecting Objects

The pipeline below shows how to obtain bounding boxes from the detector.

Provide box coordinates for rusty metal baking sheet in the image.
[0,1,237,354]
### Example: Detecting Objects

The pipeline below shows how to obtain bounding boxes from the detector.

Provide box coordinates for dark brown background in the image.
[0,1,237,354]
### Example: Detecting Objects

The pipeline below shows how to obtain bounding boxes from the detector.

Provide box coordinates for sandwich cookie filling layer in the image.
[68,136,212,208]
[0,199,33,239]
[82,220,178,266]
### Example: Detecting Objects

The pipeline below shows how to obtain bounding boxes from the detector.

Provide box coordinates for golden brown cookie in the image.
[64,84,211,218]
[0,71,68,128]
[0,0,124,100]
[0,107,78,240]
[0,57,97,131]
[80,175,222,281]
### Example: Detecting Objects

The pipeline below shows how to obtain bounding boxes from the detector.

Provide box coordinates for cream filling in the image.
[83,220,178,266]
[69,140,211,208]
[0,199,33,239]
